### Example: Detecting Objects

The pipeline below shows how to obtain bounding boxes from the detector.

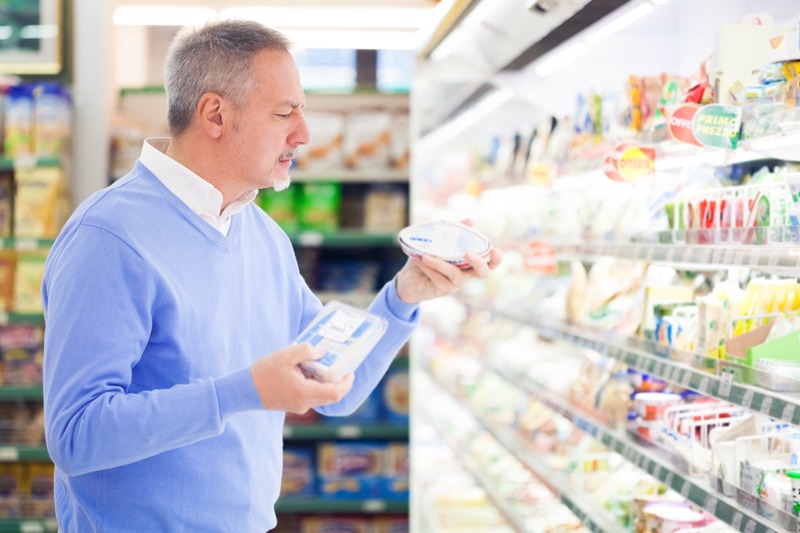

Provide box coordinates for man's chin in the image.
[272,174,291,192]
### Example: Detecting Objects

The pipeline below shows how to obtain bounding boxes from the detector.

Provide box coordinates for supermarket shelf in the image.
[477,359,787,533]
[0,156,61,171]
[0,238,54,251]
[283,424,408,440]
[556,241,800,274]
[0,386,43,401]
[274,497,408,514]
[484,303,800,432]
[423,367,619,533]
[417,410,528,533]
[0,312,45,326]
[0,519,58,533]
[291,169,408,183]
[0,446,49,462]
[288,231,397,247]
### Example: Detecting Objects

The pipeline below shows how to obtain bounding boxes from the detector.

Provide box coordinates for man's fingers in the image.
[420,254,463,284]
[464,252,490,277]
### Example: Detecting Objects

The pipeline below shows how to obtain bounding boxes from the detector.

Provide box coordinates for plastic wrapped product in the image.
[296,301,387,383]
[398,221,492,270]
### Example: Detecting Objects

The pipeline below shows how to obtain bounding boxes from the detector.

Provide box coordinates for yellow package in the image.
[0,463,23,518]
[24,463,54,518]
[14,252,47,313]
[14,166,69,239]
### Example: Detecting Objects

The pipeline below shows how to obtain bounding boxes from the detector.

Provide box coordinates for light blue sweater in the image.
[41,161,418,532]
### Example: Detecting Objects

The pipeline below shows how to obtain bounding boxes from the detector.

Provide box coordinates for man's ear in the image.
[196,92,225,138]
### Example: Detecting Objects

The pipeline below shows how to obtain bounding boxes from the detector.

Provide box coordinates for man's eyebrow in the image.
[276,100,304,109]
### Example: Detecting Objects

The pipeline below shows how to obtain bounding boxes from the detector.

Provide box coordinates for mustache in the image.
[279,150,297,160]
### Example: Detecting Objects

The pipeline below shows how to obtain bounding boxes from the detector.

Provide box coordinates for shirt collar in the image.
[140,137,258,223]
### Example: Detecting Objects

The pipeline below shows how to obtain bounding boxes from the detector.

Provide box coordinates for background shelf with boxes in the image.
[274,357,410,531]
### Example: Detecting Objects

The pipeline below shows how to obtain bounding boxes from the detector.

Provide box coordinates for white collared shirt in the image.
[140,138,258,236]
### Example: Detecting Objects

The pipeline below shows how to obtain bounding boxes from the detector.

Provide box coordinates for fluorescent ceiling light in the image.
[113,6,217,26]
[461,0,504,29]
[429,28,465,62]
[417,87,514,154]
[0,26,13,40]
[534,41,588,77]
[220,7,431,30]
[584,3,655,45]
[282,29,418,51]
[415,0,457,51]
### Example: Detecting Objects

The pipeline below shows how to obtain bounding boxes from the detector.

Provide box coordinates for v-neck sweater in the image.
[41,161,418,532]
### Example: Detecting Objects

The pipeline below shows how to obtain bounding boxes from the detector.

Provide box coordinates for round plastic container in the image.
[633,392,682,421]
[398,221,492,269]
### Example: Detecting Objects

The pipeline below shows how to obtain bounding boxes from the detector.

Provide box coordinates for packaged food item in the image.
[317,442,384,499]
[32,82,71,157]
[24,462,54,517]
[280,448,316,497]
[398,221,492,270]
[296,301,387,383]
[300,516,371,533]
[297,182,341,231]
[633,392,682,421]
[381,366,409,423]
[259,188,298,233]
[4,84,34,158]
[0,172,12,238]
[363,185,407,233]
[13,252,47,313]
[383,443,409,499]
[14,166,69,238]
[388,112,410,170]
[0,463,22,518]
[294,112,345,171]
[343,111,391,169]
[0,250,15,312]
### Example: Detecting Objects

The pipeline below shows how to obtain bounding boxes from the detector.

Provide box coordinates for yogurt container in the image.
[398,221,492,270]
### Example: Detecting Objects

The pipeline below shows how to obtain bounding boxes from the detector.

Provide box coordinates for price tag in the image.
[668,366,679,383]
[742,389,754,410]
[298,231,324,246]
[768,248,780,267]
[636,356,645,370]
[699,377,710,394]
[653,464,662,480]
[719,370,733,397]
[680,479,691,498]
[666,247,677,263]
[700,247,713,264]
[703,495,718,514]
[638,454,647,468]
[723,248,735,264]
[760,396,773,416]
[664,472,674,490]
[681,370,692,387]
[362,500,387,512]
[282,426,294,438]
[744,520,756,533]
[655,362,665,377]
[681,247,692,263]
[645,246,655,262]
[735,249,747,266]
[338,425,362,438]
[712,247,723,264]
[14,238,38,251]
[19,523,44,533]
[731,512,743,530]
[0,447,18,461]
[782,402,796,424]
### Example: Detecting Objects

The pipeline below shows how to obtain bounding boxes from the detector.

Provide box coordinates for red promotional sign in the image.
[665,104,702,147]
[603,142,655,182]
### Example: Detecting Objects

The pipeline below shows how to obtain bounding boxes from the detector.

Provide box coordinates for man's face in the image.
[226,50,310,193]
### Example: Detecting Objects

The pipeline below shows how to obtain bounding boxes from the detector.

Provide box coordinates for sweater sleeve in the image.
[42,224,235,476]
[314,277,419,416]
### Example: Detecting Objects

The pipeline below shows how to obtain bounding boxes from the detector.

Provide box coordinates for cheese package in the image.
[398,221,492,270]
[297,301,387,383]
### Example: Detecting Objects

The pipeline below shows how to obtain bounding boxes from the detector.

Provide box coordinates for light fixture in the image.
[20,24,59,40]
[417,87,515,154]
[584,2,655,45]
[534,42,588,77]
[219,7,430,30]
[282,29,419,51]
[461,0,505,29]
[0,26,11,41]
[112,6,216,26]
[429,28,465,62]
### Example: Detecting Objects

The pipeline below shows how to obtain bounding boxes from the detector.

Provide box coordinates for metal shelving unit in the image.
[283,424,408,440]
[423,368,620,533]
[287,230,397,248]
[484,304,800,429]
[274,498,408,514]
[0,387,43,401]
[0,519,58,533]
[291,169,408,184]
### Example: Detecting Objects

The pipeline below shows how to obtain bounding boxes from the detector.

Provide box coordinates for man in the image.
[42,19,501,532]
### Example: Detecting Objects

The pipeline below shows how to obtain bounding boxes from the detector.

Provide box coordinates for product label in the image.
[666,104,703,147]
[319,311,365,343]
[603,142,655,182]
[692,104,742,150]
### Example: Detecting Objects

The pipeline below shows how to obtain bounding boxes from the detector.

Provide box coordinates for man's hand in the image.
[250,343,354,413]
[395,220,503,304]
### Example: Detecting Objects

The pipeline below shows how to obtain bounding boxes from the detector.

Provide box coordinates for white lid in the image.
[398,221,492,261]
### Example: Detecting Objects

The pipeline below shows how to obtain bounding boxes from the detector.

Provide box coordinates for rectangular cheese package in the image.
[297,301,387,383]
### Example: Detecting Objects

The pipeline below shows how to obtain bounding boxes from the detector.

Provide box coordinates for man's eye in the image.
[276,113,291,119]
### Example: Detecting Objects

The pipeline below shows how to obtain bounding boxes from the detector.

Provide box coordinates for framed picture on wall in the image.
[0,0,62,75]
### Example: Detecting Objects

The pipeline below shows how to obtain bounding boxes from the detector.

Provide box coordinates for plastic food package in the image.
[296,301,387,383]
[398,221,492,270]
[294,112,345,171]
